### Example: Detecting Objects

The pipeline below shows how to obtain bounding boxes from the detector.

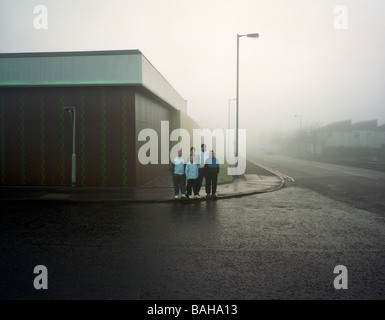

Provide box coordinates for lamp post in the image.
[228,98,236,157]
[236,32,259,158]
[63,106,76,187]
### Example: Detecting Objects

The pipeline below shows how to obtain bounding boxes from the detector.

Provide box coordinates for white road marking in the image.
[250,160,295,182]
[341,171,379,179]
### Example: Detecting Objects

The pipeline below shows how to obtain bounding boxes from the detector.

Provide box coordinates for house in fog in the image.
[313,119,385,162]
[0,50,199,187]
[316,120,351,148]
[350,120,378,148]
[375,124,385,149]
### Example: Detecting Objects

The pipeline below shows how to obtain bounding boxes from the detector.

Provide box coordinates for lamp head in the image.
[246,33,259,38]
[63,106,75,123]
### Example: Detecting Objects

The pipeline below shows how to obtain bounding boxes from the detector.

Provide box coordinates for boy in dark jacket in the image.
[204,150,220,199]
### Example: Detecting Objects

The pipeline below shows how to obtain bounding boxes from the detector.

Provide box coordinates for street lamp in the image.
[228,98,236,131]
[228,98,236,157]
[63,106,76,187]
[236,33,259,158]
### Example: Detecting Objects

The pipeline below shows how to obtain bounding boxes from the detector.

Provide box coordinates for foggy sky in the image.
[1,0,385,136]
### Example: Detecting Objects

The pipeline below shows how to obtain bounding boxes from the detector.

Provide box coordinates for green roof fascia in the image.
[0,81,141,86]
[0,51,142,86]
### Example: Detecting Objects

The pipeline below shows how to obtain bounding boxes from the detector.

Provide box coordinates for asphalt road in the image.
[1,159,385,300]
[249,153,385,216]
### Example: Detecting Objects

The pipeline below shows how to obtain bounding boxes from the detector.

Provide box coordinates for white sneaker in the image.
[174,195,179,199]
[194,195,201,199]
[189,195,194,199]
[181,194,187,199]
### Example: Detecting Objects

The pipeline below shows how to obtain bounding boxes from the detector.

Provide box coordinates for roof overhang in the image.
[0,50,186,112]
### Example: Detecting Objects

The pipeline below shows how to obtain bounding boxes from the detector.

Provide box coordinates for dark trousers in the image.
[197,168,205,193]
[173,174,186,195]
[187,179,198,196]
[205,174,218,195]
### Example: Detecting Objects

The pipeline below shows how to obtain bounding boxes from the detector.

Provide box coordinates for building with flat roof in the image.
[0,50,199,187]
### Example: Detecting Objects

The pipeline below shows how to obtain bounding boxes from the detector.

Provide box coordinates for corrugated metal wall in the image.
[135,90,176,186]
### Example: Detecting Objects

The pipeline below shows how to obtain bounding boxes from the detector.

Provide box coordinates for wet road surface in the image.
[249,153,385,216]
[1,158,385,299]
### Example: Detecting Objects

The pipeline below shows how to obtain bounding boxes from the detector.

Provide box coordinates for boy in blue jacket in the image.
[185,155,200,199]
[204,150,220,199]
[170,149,187,199]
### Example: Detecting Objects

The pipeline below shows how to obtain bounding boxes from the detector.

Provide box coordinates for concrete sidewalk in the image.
[0,161,284,203]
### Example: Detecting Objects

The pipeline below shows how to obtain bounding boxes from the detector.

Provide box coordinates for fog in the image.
[1,0,385,142]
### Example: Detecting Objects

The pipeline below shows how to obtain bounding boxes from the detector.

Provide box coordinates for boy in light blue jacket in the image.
[170,149,187,199]
[185,155,200,199]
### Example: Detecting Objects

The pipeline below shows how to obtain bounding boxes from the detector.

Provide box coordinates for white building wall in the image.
[317,132,350,147]
[141,55,187,113]
[350,130,376,148]
[375,131,385,148]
